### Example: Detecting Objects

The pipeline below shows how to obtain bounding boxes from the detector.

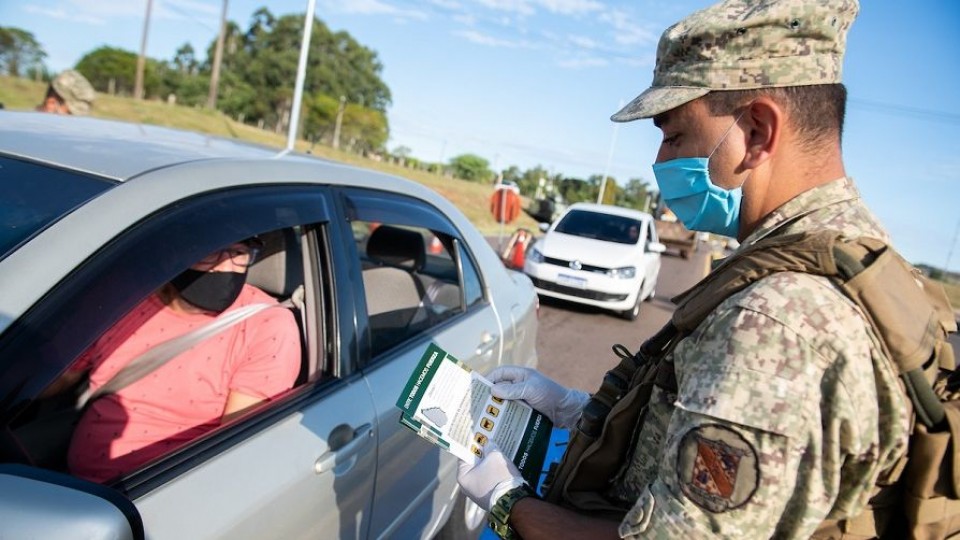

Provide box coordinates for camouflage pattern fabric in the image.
[612,0,859,122]
[610,178,911,538]
[51,70,96,116]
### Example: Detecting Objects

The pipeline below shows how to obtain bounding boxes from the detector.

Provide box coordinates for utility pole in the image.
[332,95,346,149]
[597,99,624,204]
[285,0,318,152]
[207,0,229,110]
[134,0,153,100]
[946,215,960,274]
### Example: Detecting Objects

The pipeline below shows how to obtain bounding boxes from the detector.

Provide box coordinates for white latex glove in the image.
[488,366,590,430]
[457,443,527,512]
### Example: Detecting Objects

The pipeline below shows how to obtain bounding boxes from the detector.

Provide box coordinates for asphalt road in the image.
[489,235,960,393]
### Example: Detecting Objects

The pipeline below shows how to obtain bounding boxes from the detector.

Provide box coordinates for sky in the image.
[3,0,959,271]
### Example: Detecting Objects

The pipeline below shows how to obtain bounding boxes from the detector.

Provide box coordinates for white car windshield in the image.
[553,210,642,245]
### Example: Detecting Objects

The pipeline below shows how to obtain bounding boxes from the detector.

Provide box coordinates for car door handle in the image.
[476,331,499,356]
[315,423,374,474]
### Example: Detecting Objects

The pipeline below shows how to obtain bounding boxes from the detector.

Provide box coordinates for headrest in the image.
[366,225,425,271]
[247,229,303,298]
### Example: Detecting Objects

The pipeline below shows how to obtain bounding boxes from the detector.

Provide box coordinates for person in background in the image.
[36,69,95,115]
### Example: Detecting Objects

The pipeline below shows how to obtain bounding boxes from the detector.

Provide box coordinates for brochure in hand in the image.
[396,342,553,488]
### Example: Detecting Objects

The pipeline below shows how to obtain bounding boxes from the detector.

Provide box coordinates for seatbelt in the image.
[77,285,304,408]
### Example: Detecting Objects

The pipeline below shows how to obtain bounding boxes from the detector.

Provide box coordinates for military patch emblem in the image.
[676,424,759,513]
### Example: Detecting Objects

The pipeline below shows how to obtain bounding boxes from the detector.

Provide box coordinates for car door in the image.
[0,184,378,539]
[336,188,503,539]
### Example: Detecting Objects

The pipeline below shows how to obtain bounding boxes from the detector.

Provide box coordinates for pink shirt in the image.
[68,285,300,483]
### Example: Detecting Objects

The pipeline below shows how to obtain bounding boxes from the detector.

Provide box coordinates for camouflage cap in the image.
[611,0,859,122]
[51,70,96,116]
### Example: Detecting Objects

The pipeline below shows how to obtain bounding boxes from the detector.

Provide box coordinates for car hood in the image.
[538,232,641,268]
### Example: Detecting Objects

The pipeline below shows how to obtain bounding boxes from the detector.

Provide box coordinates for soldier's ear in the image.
[741,97,781,169]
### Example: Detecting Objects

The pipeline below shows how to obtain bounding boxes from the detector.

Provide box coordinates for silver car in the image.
[0,112,539,539]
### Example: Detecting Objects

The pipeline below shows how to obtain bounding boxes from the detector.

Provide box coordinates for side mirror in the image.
[646,241,667,254]
[538,222,550,233]
[0,464,144,539]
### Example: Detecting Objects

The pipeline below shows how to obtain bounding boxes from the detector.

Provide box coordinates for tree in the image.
[208,8,392,149]
[75,46,163,97]
[173,43,197,75]
[448,154,492,183]
[0,26,46,77]
[619,178,652,211]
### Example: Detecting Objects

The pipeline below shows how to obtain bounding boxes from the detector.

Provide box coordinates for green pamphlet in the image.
[396,343,553,488]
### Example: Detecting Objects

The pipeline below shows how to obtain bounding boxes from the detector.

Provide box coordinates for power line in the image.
[849,98,960,126]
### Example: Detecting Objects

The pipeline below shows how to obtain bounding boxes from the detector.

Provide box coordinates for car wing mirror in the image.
[646,241,667,254]
[538,223,550,233]
[0,464,144,539]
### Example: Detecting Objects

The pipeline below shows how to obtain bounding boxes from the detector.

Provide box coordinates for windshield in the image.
[554,209,643,245]
[0,155,115,260]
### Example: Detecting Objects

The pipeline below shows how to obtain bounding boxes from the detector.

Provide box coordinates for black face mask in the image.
[169,269,247,313]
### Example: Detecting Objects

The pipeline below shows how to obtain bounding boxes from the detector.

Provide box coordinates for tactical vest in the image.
[543,230,959,539]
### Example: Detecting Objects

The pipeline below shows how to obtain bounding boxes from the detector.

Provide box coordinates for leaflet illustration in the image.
[396,342,553,488]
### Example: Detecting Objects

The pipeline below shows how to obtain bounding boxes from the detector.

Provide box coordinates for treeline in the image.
[0,16,652,211]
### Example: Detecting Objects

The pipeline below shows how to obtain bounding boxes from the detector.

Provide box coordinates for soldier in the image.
[36,69,96,115]
[457,0,915,538]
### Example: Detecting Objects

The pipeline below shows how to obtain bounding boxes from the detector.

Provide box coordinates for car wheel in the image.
[619,287,643,321]
[436,491,486,540]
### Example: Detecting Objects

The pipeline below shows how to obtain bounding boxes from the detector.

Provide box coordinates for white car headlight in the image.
[527,245,544,263]
[608,266,636,279]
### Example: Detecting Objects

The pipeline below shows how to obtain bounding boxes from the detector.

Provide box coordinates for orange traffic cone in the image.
[504,229,530,269]
[428,235,443,255]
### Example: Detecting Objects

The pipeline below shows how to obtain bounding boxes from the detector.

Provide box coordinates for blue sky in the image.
[3,0,959,270]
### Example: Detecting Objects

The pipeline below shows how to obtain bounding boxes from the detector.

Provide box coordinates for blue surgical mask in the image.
[652,115,747,238]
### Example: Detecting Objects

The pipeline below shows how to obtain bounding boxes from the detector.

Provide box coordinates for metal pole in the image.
[134,0,153,100]
[597,100,623,204]
[286,0,318,152]
[332,95,346,149]
[945,215,960,274]
[207,0,229,110]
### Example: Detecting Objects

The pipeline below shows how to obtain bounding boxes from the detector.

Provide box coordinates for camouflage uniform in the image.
[610,178,911,538]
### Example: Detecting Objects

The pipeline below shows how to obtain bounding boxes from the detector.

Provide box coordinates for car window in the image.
[458,239,483,308]
[554,210,644,245]
[341,189,480,357]
[0,186,334,485]
[0,155,115,261]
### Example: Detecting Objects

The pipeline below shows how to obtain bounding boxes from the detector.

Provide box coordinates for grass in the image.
[0,75,540,236]
[941,281,960,316]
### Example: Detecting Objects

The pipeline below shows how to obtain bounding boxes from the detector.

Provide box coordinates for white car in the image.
[524,203,665,320]
[0,111,539,539]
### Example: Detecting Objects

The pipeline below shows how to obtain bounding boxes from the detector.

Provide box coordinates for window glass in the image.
[353,221,464,355]
[0,155,115,261]
[554,210,642,244]
[459,240,483,308]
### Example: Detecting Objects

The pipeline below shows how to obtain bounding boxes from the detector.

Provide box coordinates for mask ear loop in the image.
[707,102,754,189]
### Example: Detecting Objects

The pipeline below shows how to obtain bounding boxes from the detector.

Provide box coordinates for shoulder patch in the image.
[676,424,759,513]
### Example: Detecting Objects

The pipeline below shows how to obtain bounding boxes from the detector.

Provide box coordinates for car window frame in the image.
[334,187,489,367]
[0,184,364,493]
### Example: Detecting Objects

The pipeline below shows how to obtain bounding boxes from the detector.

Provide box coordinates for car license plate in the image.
[556,273,587,289]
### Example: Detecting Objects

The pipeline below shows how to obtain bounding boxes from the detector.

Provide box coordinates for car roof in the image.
[564,202,652,220]
[0,111,288,181]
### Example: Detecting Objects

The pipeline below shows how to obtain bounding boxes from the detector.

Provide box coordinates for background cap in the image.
[612,0,859,122]
[51,70,96,116]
